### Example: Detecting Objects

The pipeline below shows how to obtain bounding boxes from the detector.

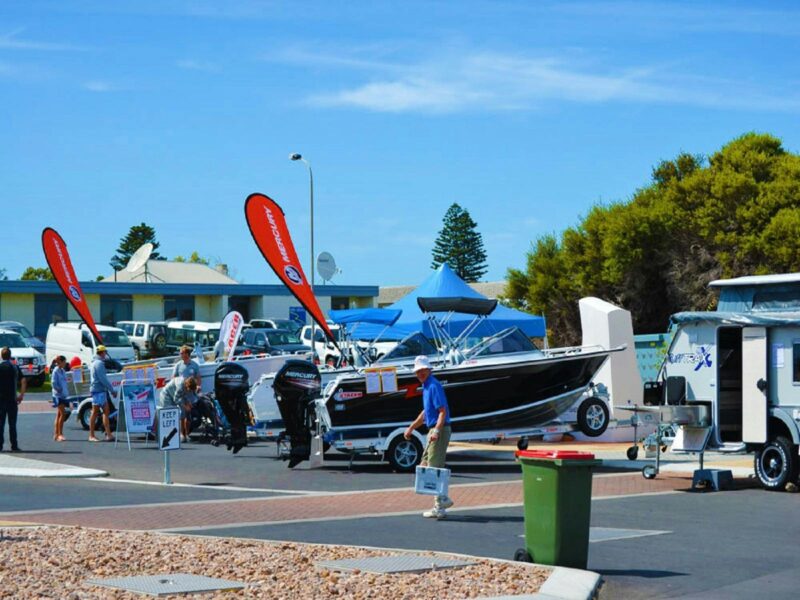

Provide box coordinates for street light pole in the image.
[290,153,316,360]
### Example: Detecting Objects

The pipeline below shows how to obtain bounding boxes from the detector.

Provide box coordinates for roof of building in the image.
[102,260,239,285]
[378,280,507,307]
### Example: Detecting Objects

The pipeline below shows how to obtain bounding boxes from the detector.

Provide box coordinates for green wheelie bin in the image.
[515,449,602,569]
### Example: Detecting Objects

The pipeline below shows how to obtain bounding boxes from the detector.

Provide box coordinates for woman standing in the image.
[51,355,69,442]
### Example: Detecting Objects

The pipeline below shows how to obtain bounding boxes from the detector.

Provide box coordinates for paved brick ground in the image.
[0,473,691,531]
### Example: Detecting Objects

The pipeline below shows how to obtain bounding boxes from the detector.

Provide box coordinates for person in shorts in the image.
[159,376,198,442]
[404,355,454,519]
[50,355,70,442]
[89,345,117,442]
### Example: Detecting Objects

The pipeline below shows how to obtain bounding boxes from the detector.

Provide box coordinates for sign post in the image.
[158,407,181,485]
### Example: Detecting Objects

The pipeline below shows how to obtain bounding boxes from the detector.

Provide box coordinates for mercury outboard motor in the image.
[214,362,250,454]
[273,360,322,468]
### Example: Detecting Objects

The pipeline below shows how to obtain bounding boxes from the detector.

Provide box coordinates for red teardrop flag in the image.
[41,227,104,343]
[244,193,338,345]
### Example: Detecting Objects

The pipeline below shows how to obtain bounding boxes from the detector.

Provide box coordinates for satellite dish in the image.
[126,243,153,273]
[316,251,337,283]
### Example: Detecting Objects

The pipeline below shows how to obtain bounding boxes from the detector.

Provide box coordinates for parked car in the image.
[299,324,343,366]
[46,322,136,367]
[0,321,46,355]
[0,328,47,387]
[249,318,302,334]
[165,321,221,353]
[117,321,168,360]
[234,328,310,357]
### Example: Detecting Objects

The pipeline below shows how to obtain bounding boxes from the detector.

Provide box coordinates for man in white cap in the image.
[404,355,454,518]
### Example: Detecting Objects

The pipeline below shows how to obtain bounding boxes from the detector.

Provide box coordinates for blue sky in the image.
[2,1,799,286]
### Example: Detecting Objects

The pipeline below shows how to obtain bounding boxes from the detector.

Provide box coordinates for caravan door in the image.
[742,327,768,444]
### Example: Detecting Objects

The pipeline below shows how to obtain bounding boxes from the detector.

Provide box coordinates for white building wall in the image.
[0,293,35,330]
[67,294,100,320]
[195,295,226,322]
[133,295,163,321]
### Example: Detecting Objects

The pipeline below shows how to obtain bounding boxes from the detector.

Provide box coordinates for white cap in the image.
[413,355,432,372]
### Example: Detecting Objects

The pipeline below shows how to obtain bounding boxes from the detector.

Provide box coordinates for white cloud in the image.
[291,46,800,114]
[0,28,86,51]
[176,59,220,72]
[83,80,124,92]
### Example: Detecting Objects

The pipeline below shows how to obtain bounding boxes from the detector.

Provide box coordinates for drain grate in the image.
[86,573,245,596]
[316,554,477,575]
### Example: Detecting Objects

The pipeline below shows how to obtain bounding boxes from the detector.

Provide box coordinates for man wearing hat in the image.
[404,355,454,519]
[88,345,117,442]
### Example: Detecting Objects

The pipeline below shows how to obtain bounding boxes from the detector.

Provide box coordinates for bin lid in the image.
[515,449,596,460]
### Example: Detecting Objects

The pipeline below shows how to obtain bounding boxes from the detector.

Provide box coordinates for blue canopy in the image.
[329,308,402,326]
[347,264,546,340]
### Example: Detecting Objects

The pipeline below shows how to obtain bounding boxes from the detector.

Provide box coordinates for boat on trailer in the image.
[274,297,622,470]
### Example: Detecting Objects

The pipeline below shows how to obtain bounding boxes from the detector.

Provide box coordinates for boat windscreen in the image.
[465,327,541,358]
[378,332,438,362]
[417,297,497,315]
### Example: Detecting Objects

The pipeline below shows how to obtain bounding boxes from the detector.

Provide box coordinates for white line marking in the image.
[90,478,319,495]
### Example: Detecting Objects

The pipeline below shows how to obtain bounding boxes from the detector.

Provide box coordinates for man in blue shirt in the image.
[89,345,117,442]
[404,355,454,519]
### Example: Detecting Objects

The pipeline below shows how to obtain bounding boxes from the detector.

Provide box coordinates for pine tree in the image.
[431,203,488,282]
[110,223,163,271]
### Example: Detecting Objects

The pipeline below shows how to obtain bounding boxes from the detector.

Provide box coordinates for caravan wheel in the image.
[755,436,798,491]
[577,398,610,437]
[387,436,423,473]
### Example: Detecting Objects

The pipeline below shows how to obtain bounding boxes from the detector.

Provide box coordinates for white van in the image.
[46,322,136,367]
[0,328,47,387]
[165,321,221,353]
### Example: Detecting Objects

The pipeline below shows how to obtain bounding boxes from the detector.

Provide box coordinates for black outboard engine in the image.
[273,360,322,468]
[214,362,250,454]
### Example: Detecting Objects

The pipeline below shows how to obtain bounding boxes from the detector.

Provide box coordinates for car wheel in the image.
[755,436,798,491]
[577,398,610,437]
[152,333,167,352]
[386,436,423,473]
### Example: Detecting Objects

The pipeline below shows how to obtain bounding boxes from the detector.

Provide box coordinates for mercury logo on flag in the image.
[284,265,303,285]
[68,285,81,301]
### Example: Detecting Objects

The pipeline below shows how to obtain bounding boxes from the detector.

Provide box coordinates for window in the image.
[100,296,133,326]
[135,324,145,337]
[228,296,251,321]
[34,294,67,338]
[331,296,350,310]
[119,323,134,335]
[255,333,266,346]
[164,296,194,321]
[794,342,800,384]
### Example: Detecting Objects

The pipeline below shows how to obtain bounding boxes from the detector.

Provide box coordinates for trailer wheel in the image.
[78,403,93,431]
[626,446,639,461]
[577,398,610,437]
[755,436,798,491]
[642,464,657,479]
[517,437,529,451]
[387,436,423,473]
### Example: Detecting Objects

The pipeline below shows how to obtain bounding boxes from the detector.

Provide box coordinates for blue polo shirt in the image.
[422,374,450,428]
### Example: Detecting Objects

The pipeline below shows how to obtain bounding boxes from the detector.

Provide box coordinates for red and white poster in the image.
[41,227,104,343]
[219,310,245,360]
[244,193,338,345]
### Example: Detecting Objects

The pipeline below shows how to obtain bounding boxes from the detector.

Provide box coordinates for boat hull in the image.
[324,351,610,434]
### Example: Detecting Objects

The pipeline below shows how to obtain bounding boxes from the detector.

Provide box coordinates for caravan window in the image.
[793,342,800,384]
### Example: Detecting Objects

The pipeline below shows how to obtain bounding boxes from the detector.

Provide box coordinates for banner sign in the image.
[220,310,245,360]
[289,306,306,326]
[244,193,338,346]
[120,382,157,434]
[41,227,104,343]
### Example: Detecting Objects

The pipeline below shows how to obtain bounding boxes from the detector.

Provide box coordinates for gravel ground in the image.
[0,526,548,599]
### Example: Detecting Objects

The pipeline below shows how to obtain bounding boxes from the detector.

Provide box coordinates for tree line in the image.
[504,133,800,345]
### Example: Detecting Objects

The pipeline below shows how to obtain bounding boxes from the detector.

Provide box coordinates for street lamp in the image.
[290,152,317,360]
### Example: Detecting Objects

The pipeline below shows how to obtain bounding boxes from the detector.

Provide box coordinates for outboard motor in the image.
[214,362,250,454]
[273,360,322,468]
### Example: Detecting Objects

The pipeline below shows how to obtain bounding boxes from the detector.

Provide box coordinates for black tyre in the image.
[642,464,657,479]
[78,403,93,431]
[514,548,532,563]
[626,446,639,461]
[152,333,167,352]
[517,436,529,451]
[577,398,610,437]
[755,436,798,491]
[386,436,423,472]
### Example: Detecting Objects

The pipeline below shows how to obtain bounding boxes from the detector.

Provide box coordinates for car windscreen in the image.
[0,332,28,348]
[98,331,132,347]
[167,327,220,347]
[272,319,299,331]
[9,325,35,339]
[267,331,301,346]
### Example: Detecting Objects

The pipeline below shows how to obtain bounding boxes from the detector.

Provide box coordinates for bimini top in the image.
[417,297,498,316]
[710,273,800,287]
[328,308,402,327]
[672,311,800,327]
